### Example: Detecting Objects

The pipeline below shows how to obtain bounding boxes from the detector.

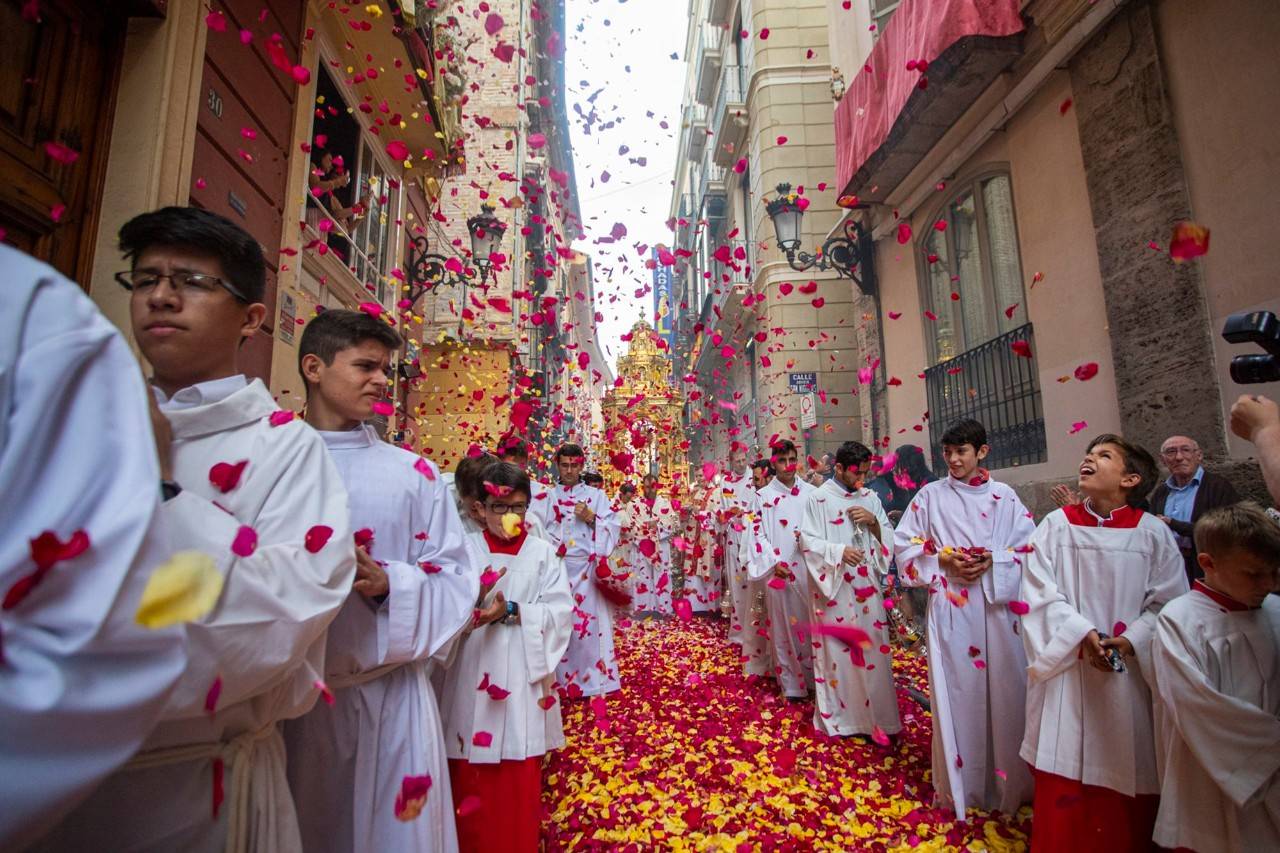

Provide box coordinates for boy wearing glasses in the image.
[283,310,475,853]
[440,461,573,853]
[42,207,355,852]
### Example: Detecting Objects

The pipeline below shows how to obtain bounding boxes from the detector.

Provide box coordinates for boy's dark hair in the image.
[1086,433,1158,506]
[642,473,659,485]
[497,433,530,460]
[1194,501,1280,564]
[834,440,873,469]
[582,471,604,487]
[556,443,585,461]
[478,460,531,503]
[620,481,637,494]
[940,419,987,451]
[119,206,267,304]
[751,458,774,476]
[455,452,499,502]
[770,439,798,458]
[297,309,403,387]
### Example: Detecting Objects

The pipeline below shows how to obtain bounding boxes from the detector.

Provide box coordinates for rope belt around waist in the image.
[325,661,404,691]
[123,724,279,853]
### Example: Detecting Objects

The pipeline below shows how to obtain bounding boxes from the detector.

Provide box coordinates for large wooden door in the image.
[0,0,125,287]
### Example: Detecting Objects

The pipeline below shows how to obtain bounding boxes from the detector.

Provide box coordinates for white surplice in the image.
[41,378,355,853]
[624,496,676,615]
[1019,503,1188,797]
[441,531,574,762]
[720,472,760,645]
[0,253,187,852]
[528,478,552,529]
[799,480,901,736]
[682,482,724,613]
[892,474,1037,817]
[1151,587,1280,853]
[546,482,621,696]
[751,477,816,697]
[283,425,474,853]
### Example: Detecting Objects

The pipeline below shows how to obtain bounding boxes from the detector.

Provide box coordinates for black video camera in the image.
[1222,310,1280,384]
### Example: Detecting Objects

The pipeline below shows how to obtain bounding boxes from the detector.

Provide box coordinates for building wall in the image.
[1155,0,1280,460]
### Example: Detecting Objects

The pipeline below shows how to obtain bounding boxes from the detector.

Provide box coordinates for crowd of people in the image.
[2,205,1278,853]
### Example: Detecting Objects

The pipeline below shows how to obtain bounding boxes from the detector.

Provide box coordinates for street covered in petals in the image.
[543,618,1030,851]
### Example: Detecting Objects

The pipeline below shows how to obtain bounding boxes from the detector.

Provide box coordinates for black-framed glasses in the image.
[115,270,249,302]
[486,502,529,515]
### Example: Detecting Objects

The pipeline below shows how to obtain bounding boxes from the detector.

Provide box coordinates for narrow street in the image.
[542,619,1031,851]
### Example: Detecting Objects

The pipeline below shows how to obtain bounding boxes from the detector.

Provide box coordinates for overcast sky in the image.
[562,0,689,368]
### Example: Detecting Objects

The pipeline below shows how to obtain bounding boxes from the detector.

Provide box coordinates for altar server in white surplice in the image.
[629,474,677,615]
[682,468,724,613]
[0,248,187,852]
[1150,502,1280,853]
[283,310,475,853]
[892,419,1036,819]
[497,434,552,532]
[37,207,354,853]
[442,461,574,853]
[1020,434,1187,853]
[547,443,621,697]
[799,441,901,738]
[749,439,816,698]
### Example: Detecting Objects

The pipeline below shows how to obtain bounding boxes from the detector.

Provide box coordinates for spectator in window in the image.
[308,150,370,236]
[1148,435,1241,584]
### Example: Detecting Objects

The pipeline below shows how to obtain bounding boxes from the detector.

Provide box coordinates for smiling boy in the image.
[283,309,475,853]
[892,419,1037,818]
[1020,434,1188,852]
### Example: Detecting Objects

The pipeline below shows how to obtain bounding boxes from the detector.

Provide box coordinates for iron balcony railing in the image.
[923,322,1047,471]
[711,63,746,139]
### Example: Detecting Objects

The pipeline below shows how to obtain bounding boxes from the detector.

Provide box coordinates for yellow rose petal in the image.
[136,551,224,629]
[501,512,523,538]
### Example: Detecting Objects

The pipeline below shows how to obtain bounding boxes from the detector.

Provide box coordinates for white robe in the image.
[623,496,676,615]
[528,478,552,529]
[799,480,901,736]
[283,425,474,853]
[1151,588,1280,853]
[41,378,355,853]
[1019,504,1188,796]
[1157,589,1274,845]
[720,472,760,646]
[682,483,724,613]
[751,478,817,697]
[546,482,621,696]
[892,475,1037,817]
[441,532,573,761]
[0,254,187,851]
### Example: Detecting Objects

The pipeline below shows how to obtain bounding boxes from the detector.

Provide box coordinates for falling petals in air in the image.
[501,512,523,538]
[472,731,493,748]
[371,400,394,417]
[1010,339,1033,359]
[1073,362,1099,381]
[1068,420,1088,434]
[135,551,224,629]
[896,221,912,244]
[43,141,80,165]
[1169,221,1210,262]
[316,679,335,705]
[394,774,433,821]
[205,9,227,31]
[484,12,504,35]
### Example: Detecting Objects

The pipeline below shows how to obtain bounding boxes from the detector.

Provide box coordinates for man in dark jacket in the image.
[1148,434,1241,583]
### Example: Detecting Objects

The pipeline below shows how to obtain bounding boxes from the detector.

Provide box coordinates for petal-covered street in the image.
[542,618,1031,851]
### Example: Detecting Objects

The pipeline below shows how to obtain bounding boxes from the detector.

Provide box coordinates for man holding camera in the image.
[1230,394,1280,505]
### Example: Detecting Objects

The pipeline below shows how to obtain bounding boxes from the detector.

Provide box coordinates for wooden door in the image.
[0,0,124,287]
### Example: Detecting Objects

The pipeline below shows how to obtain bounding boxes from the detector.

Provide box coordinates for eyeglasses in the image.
[116,270,249,302]
[1160,446,1199,458]
[486,502,528,515]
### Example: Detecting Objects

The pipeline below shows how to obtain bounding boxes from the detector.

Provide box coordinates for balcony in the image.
[707,0,735,28]
[923,322,1046,471]
[711,64,748,168]
[694,22,724,106]
[700,155,727,223]
[833,0,1024,201]
[684,102,708,163]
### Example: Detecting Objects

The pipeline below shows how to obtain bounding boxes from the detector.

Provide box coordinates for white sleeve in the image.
[157,430,355,716]
[592,490,620,556]
[1125,524,1190,678]
[1019,515,1094,682]
[378,463,478,666]
[892,490,939,588]
[988,491,1036,604]
[1153,607,1280,807]
[0,271,186,851]
[798,496,848,600]
[518,550,574,684]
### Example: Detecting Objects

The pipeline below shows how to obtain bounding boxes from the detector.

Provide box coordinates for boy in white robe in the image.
[39,207,354,852]
[892,418,1036,818]
[721,445,762,648]
[799,441,901,737]
[629,475,677,615]
[283,310,475,853]
[1020,433,1187,852]
[440,461,574,853]
[0,248,187,851]
[546,443,621,697]
[1151,502,1280,853]
[750,439,816,699]
[498,435,552,530]
[682,467,725,613]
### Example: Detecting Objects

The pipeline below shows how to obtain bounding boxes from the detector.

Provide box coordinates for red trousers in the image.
[449,757,542,853]
[1031,768,1160,852]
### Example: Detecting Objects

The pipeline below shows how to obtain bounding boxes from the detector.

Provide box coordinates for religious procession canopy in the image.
[601,319,686,496]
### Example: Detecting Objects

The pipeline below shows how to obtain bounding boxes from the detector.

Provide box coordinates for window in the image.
[870,0,900,40]
[922,173,1027,364]
[919,171,1045,470]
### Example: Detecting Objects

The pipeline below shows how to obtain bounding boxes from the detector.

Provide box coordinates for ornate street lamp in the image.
[765,182,875,293]
[405,235,462,306]
[467,202,506,283]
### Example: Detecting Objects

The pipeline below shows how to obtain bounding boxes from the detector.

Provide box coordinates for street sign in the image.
[800,392,817,428]
[788,371,817,394]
